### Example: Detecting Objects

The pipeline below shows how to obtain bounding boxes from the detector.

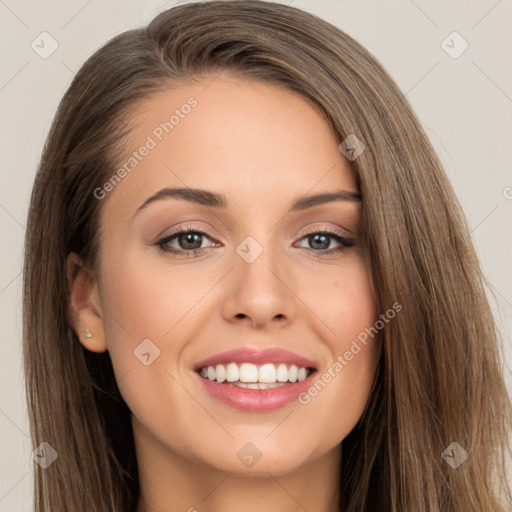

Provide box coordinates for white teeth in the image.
[276,363,288,382]
[226,362,239,382]
[259,363,276,383]
[239,363,258,382]
[198,362,313,384]
[215,364,226,383]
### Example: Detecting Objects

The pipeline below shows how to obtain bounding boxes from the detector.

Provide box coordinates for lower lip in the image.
[195,371,316,411]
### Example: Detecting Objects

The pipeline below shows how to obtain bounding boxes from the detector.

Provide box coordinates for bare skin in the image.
[68,73,380,512]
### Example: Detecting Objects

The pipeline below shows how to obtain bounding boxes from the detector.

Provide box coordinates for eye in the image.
[155,225,356,257]
[295,228,356,255]
[156,224,218,257]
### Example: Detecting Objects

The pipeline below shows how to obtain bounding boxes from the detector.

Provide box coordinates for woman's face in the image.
[73,73,380,477]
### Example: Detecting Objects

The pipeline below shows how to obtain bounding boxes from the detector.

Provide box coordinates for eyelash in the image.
[156,223,356,258]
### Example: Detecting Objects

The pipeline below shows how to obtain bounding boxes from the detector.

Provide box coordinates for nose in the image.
[220,238,294,330]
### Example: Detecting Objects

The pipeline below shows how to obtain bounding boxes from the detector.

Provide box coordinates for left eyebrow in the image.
[289,190,361,210]
[134,187,362,217]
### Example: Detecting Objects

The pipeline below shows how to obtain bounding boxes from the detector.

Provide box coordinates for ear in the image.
[66,252,107,353]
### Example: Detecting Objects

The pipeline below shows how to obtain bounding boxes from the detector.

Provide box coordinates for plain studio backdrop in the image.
[0,0,511,509]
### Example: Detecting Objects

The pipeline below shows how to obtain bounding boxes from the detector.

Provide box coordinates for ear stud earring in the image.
[81,329,93,339]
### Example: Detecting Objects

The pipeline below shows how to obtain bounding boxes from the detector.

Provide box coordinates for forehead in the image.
[102,74,358,217]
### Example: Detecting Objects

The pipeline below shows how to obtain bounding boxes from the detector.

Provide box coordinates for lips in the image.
[193,347,318,411]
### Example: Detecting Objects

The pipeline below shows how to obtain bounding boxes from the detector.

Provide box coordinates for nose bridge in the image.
[235,232,284,292]
[224,230,293,327]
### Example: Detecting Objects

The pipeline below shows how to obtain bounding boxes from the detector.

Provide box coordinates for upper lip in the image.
[193,347,318,371]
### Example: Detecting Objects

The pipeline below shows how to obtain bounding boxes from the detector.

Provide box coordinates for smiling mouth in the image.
[197,362,316,389]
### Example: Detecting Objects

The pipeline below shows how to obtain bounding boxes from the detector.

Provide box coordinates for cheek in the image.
[100,248,221,345]
[96,249,182,389]
[297,252,377,344]
[96,251,199,436]
[293,255,379,440]
[328,256,379,395]
[97,248,228,404]
[331,261,378,354]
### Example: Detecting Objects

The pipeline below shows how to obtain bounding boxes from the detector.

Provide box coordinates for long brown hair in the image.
[23,1,511,510]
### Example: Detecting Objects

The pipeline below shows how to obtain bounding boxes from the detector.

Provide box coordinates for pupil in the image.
[310,234,329,250]
[181,233,201,250]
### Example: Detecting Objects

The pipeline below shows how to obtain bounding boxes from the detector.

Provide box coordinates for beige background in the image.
[1,0,511,509]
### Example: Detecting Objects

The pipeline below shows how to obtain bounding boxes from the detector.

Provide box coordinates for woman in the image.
[23,1,512,510]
